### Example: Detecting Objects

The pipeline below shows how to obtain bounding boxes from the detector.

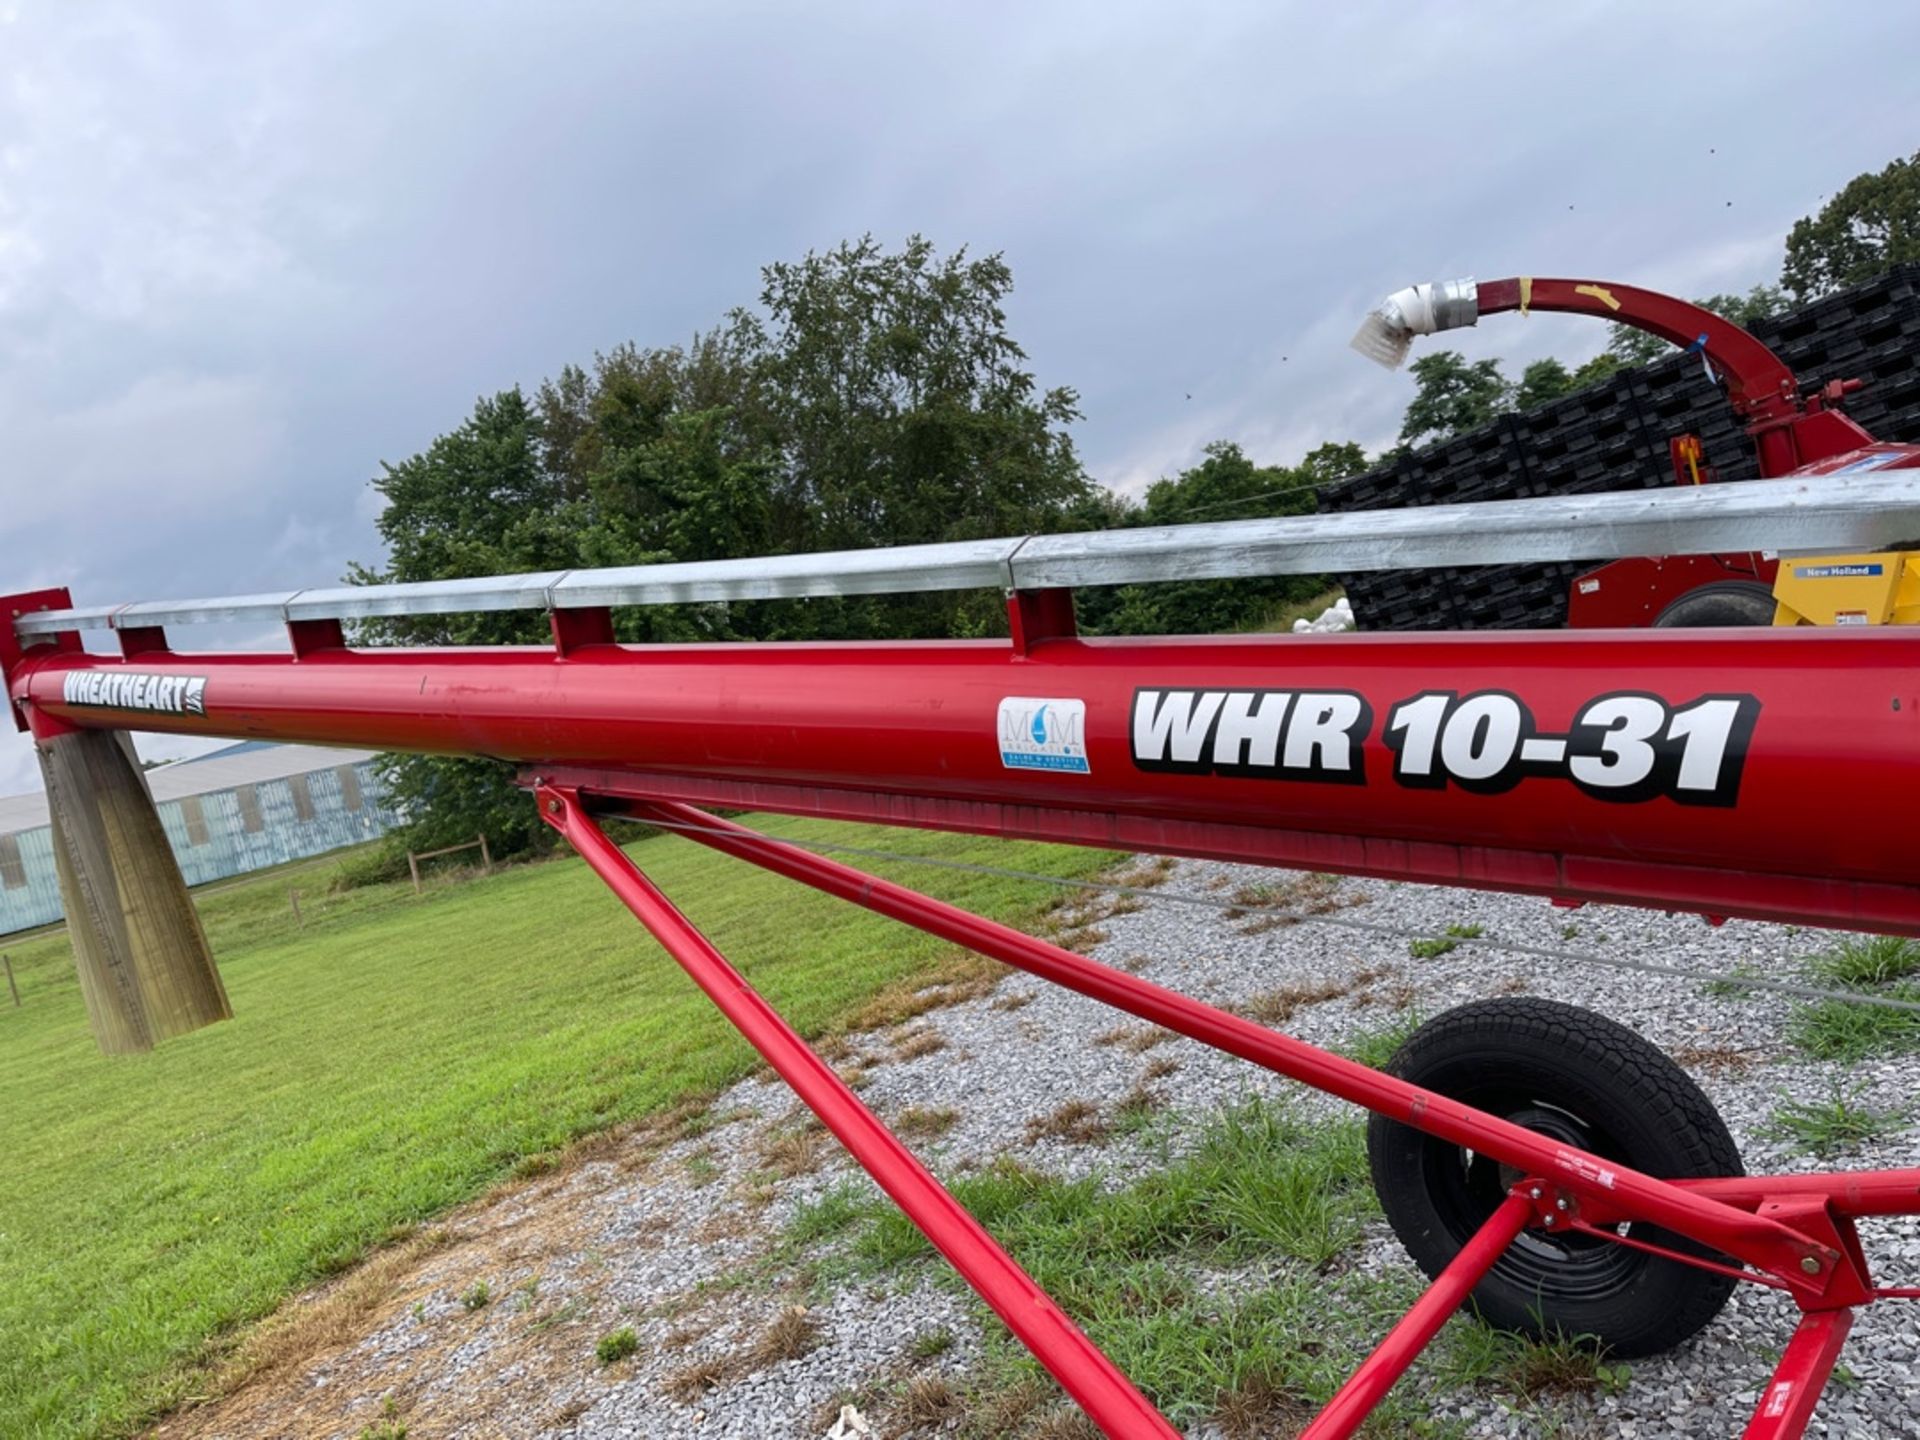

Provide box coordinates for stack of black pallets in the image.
[1315,263,1920,630]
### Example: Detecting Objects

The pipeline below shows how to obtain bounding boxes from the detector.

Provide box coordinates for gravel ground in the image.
[159,857,1920,1440]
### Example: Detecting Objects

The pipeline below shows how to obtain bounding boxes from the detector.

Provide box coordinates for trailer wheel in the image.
[1653,580,1776,627]
[1365,998,1742,1357]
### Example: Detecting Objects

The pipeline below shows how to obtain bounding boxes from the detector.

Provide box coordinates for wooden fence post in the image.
[289,889,303,927]
[407,836,492,892]
[3,954,17,1008]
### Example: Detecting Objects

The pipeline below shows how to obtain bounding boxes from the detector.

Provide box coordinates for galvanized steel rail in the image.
[17,471,1920,637]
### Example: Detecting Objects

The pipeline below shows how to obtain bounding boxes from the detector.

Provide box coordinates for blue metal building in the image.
[0,742,402,934]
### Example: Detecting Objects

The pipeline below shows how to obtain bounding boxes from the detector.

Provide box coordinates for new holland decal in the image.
[1128,686,1760,806]
[62,671,208,717]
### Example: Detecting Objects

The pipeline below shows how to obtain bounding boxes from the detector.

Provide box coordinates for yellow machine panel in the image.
[1772,551,1920,626]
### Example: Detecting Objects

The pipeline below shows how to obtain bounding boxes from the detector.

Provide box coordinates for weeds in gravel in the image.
[1107,856,1176,890]
[896,1104,961,1139]
[1811,934,1920,986]
[1096,1023,1173,1053]
[1024,1099,1110,1146]
[663,1356,729,1402]
[1783,936,1920,1060]
[1436,1320,1629,1400]
[758,1126,829,1179]
[749,1305,822,1365]
[1764,1081,1907,1157]
[682,1149,721,1186]
[1112,1083,1166,1136]
[524,1296,587,1334]
[1339,1012,1424,1071]
[968,1377,1051,1433]
[1212,1366,1314,1438]
[1669,1043,1758,1077]
[894,1027,949,1060]
[1031,1410,1103,1439]
[1702,963,1762,999]
[1408,923,1482,960]
[787,1184,870,1247]
[594,1327,640,1366]
[1787,986,1920,1060]
[459,1281,490,1312]
[909,1328,956,1360]
[845,966,1004,1034]
[1243,978,1353,1026]
[897,1373,965,1428]
[356,1395,408,1440]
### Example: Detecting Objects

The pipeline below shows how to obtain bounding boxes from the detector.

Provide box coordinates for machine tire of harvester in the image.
[1350,272,1920,1349]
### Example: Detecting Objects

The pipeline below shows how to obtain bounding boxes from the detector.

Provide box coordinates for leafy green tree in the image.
[1568,352,1624,389]
[1398,351,1513,447]
[1102,441,1347,635]
[1296,441,1369,489]
[351,236,1097,858]
[1515,358,1574,412]
[744,234,1090,553]
[348,389,586,858]
[1784,149,1920,300]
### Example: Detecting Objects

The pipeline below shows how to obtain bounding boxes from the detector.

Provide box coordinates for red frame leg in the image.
[1299,1191,1537,1440]
[537,786,1182,1439]
[1741,1309,1854,1440]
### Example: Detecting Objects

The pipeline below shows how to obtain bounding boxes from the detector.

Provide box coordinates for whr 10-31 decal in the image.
[1384,690,1759,806]
[1130,687,1761,806]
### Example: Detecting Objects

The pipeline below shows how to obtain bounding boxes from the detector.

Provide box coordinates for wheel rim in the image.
[1417,1087,1647,1308]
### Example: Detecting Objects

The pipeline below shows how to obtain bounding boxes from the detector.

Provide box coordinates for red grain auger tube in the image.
[12,623,1920,934]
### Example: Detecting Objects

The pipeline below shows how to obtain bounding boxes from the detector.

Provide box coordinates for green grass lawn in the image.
[0,818,1108,1439]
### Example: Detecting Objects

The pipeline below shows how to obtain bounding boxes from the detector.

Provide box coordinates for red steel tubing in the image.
[1739,1309,1855,1440]
[15,630,1920,933]
[536,786,1181,1440]
[1297,1191,1536,1440]
[1674,1169,1920,1219]
[614,798,1852,1297]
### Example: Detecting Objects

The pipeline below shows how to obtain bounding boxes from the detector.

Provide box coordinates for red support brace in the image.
[1741,1310,1854,1440]
[1299,1192,1536,1440]
[536,785,1182,1439]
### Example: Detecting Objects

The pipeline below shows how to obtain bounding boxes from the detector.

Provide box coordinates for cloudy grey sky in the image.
[2,1,1916,796]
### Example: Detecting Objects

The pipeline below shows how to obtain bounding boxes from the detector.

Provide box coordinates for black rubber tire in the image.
[1366,998,1743,1357]
[1653,580,1776,628]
